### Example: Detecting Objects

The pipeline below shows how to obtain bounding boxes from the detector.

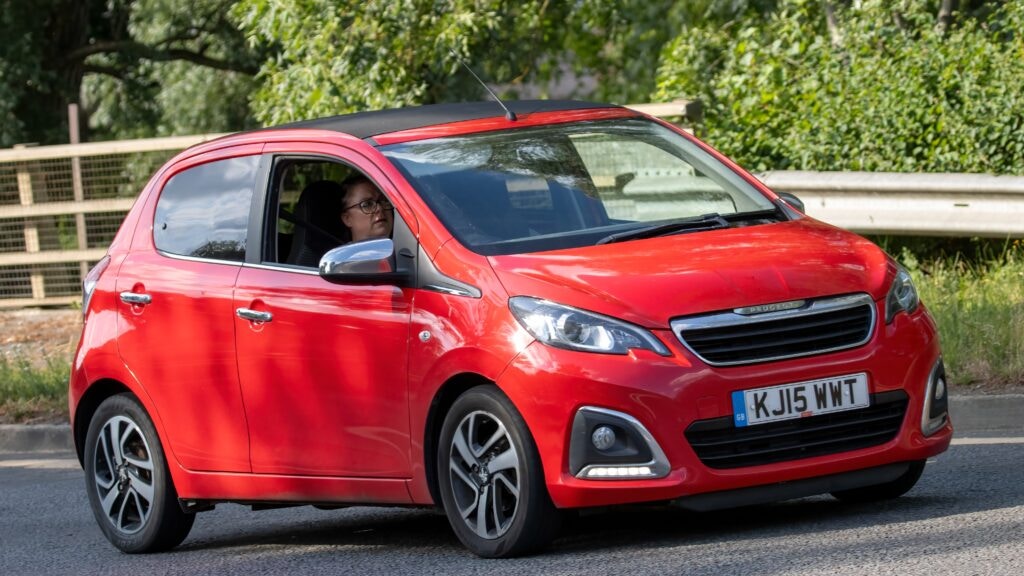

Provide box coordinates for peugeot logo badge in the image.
[734,299,807,315]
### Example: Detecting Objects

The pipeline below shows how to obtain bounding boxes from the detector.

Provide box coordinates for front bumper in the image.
[495,306,953,509]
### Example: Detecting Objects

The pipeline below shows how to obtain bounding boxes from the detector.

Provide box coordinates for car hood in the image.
[488,219,893,328]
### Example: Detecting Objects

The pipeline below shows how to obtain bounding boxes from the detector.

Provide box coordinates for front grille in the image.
[684,390,908,469]
[671,293,876,366]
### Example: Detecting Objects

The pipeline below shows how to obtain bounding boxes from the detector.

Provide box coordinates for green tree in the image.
[0,0,261,147]
[231,0,700,125]
[654,0,1024,174]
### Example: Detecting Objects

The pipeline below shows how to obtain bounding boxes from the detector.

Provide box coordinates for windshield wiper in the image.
[596,213,730,245]
[595,209,782,246]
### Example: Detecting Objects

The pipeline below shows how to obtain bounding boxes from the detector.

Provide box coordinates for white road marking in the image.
[951,437,1024,445]
[0,458,78,469]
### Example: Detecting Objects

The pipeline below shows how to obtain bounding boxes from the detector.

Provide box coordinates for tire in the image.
[436,386,561,557]
[83,393,195,553]
[830,460,926,503]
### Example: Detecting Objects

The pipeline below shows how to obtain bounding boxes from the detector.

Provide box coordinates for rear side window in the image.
[154,155,259,261]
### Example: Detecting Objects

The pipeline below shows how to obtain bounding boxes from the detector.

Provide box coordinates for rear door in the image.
[116,149,263,472]
[233,148,415,477]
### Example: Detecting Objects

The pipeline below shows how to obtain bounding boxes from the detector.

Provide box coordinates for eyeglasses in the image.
[343,197,394,214]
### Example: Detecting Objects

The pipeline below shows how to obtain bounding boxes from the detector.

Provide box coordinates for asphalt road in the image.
[2,434,1022,576]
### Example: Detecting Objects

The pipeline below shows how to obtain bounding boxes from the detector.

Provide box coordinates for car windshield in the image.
[380,118,781,256]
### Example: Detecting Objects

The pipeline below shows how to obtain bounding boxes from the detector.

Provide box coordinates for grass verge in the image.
[902,240,1024,388]
[0,357,69,424]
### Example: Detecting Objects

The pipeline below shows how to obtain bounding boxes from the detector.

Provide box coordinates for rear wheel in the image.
[437,386,560,557]
[831,460,926,503]
[84,394,195,552]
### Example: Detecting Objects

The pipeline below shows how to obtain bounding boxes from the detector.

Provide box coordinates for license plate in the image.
[731,373,869,428]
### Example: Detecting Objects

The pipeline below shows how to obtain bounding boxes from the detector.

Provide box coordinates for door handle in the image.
[236,308,273,323]
[119,291,152,305]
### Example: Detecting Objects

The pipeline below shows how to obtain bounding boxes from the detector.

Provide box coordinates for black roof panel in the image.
[269,100,620,140]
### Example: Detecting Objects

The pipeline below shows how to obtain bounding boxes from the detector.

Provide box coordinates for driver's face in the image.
[341,182,394,242]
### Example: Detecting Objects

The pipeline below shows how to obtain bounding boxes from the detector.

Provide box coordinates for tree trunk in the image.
[937,0,956,33]
[823,1,843,49]
[26,0,91,145]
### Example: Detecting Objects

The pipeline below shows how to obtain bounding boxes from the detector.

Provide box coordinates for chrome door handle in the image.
[236,308,273,323]
[119,292,152,305]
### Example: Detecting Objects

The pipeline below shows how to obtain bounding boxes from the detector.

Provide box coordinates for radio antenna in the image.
[449,49,517,121]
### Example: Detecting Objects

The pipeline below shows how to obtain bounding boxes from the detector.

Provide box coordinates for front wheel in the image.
[831,460,926,503]
[437,386,561,557]
[83,393,195,552]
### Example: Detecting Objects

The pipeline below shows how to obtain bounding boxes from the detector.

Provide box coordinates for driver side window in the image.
[265,158,393,268]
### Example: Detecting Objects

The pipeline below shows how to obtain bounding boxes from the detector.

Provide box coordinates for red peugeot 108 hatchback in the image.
[70,100,952,557]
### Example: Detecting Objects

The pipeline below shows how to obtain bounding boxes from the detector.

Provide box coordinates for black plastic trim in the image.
[685,390,909,469]
[672,462,912,512]
[416,245,481,298]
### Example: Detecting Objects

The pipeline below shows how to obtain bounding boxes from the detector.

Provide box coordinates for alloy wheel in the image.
[92,415,155,535]
[447,410,521,539]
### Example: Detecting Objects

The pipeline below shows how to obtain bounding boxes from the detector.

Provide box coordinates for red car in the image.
[70,100,952,557]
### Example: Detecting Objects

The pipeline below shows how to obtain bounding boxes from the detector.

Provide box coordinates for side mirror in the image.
[777,192,805,213]
[319,238,408,285]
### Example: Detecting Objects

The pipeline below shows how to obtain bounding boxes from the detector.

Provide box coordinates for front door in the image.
[233,154,413,477]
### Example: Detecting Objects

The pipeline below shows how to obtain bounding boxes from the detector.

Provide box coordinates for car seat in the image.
[285,180,352,267]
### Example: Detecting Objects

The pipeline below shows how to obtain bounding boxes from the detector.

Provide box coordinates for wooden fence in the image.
[0,135,226,308]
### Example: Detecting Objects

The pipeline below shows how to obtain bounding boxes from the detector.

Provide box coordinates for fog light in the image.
[934,377,946,400]
[584,466,654,478]
[570,406,670,480]
[591,426,616,451]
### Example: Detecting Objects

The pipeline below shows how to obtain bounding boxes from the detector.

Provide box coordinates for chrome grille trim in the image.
[670,293,877,367]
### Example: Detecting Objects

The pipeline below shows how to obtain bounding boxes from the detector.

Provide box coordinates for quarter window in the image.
[154,155,259,261]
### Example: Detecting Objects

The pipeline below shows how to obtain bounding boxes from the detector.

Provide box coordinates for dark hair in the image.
[340,173,377,206]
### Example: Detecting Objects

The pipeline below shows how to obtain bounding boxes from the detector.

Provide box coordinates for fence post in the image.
[14,144,45,300]
[69,103,89,281]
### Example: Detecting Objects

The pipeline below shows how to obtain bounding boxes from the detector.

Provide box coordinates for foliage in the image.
[905,239,1024,387]
[85,63,258,140]
[0,0,260,147]
[83,0,262,140]
[0,356,68,424]
[231,0,697,125]
[0,0,62,146]
[655,0,1024,175]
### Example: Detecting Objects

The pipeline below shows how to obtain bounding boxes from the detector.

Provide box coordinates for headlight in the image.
[509,296,670,356]
[885,264,919,323]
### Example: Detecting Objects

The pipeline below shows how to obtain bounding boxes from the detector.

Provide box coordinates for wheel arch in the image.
[72,379,132,465]
[422,372,497,506]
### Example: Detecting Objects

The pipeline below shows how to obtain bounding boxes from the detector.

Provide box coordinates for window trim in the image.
[152,153,263,264]
[255,153,408,271]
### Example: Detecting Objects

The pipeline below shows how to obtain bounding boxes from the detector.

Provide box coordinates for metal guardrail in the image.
[0,101,1022,308]
[760,171,1024,237]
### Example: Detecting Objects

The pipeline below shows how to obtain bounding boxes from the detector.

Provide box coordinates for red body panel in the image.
[496,305,950,508]
[488,218,892,327]
[233,267,413,477]
[70,105,952,514]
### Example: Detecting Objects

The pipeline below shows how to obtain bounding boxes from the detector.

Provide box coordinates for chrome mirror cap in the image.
[319,238,395,277]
